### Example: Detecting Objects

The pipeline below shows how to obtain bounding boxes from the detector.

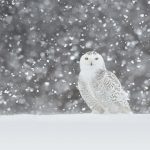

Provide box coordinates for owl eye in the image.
[95,57,99,60]
[85,57,88,60]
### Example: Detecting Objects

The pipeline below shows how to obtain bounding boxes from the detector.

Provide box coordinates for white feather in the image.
[78,51,132,114]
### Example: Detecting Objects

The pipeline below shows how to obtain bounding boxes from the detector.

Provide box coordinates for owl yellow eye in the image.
[95,57,98,60]
[85,57,88,60]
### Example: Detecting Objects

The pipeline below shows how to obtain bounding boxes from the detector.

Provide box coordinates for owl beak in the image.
[90,62,93,66]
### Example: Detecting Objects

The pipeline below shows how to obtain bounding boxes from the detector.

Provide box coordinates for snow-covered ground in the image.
[0,114,150,150]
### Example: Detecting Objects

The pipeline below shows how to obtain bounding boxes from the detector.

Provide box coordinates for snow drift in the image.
[0,114,150,150]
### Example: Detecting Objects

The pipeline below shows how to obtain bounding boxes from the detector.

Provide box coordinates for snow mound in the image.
[0,114,150,150]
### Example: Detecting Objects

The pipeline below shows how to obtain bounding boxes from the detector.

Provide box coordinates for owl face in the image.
[80,51,106,71]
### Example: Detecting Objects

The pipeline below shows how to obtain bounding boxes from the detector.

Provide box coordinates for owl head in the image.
[80,51,106,72]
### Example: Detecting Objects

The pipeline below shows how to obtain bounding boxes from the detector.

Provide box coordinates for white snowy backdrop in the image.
[0,0,150,114]
[0,114,150,150]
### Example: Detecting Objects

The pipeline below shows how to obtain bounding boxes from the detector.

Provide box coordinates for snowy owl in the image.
[78,51,132,114]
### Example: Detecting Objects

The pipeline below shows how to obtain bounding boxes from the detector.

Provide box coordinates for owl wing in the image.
[97,71,131,112]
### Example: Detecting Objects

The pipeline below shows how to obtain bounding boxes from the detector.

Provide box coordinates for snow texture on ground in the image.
[0,114,150,150]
